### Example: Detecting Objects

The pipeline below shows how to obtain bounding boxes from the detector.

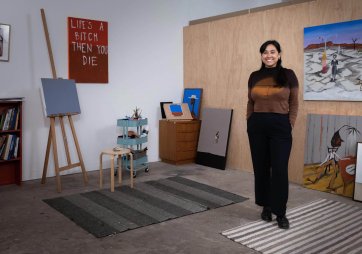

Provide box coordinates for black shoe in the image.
[261,207,272,222]
[276,216,289,229]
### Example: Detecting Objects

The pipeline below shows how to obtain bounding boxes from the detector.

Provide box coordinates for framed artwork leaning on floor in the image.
[354,142,362,202]
[196,108,233,170]
[303,114,362,198]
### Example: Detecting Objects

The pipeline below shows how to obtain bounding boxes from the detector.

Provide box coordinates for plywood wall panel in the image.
[309,0,354,26]
[184,0,362,183]
[183,23,210,88]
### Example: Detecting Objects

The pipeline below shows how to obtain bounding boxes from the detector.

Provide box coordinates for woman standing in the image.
[246,40,299,229]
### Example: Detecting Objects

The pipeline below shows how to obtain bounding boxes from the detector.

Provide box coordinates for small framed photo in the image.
[182,88,203,119]
[163,103,193,120]
[160,101,173,119]
[0,23,10,62]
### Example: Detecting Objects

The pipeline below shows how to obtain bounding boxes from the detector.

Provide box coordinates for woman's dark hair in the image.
[259,40,288,87]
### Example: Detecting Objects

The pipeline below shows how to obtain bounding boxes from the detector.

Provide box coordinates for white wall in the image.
[0,0,281,181]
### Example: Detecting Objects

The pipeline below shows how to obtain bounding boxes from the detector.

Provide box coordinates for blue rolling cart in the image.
[117,118,149,177]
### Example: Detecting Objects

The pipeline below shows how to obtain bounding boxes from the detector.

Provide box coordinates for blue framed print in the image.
[182,88,203,119]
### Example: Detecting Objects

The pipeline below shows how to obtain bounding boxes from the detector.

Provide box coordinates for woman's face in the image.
[261,44,280,68]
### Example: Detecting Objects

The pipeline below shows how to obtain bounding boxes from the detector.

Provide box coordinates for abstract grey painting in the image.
[196,108,233,170]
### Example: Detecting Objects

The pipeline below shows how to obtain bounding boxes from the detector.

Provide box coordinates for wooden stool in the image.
[99,148,134,192]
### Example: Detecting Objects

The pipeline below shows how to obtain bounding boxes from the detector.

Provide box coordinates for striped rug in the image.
[44,176,247,238]
[222,199,362,254]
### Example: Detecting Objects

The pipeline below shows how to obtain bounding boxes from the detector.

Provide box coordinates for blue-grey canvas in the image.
[41,78,81,117]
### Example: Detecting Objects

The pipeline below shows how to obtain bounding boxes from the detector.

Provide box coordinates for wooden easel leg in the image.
[99,153,103,189]
[68,115,88,184]
[50,117,61,193]
[59,116,72,165]
[41,127,52,184]
[111,155,115,192]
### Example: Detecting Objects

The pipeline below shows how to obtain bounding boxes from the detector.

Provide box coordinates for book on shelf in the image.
[2,108,12,130]
[0,137,6,157]
[14,108,20,130]
[9,107,19,130]
[13,137,20,158]
[0,106,20,131]
[0,135,8,158]
[7,135,16,160]
[0,113,5,129]
[0,136,6,154]
[0,134,18,160]
[7,108,14,130]
[1,134,12,159]
[10,135,18,159]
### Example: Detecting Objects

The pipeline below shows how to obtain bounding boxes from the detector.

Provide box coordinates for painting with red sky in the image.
[304,19,362,101]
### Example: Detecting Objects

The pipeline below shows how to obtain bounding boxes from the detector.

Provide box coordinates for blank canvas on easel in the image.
[40,78,87,193]
[41,78,81,117]
[40,9,87,193]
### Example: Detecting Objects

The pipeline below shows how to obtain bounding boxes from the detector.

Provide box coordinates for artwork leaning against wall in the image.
[354,142,362,201]
[303,114,362,198]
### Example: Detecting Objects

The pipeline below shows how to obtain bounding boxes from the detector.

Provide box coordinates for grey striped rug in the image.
[44,176,247,238]
[222,199,362,254]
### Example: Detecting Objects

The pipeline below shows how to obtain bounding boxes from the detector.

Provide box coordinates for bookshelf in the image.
[0,98,23,185]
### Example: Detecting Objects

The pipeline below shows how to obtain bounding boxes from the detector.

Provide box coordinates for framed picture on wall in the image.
[354,142,362,202]
[303,19,362,101]
[68,17,108,83]
[0,23,11,62]
[182,88,202,119]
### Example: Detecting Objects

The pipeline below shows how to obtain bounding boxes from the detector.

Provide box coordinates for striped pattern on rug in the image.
[222,199,362,254]
[44,176,247,238]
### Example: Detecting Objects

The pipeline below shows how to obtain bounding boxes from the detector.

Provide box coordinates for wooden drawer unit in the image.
[159,120,201,164]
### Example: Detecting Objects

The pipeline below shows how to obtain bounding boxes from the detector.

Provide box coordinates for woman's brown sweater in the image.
[246,67,299,127]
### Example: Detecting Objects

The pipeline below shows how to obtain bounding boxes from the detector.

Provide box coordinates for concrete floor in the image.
[1,162,362,254]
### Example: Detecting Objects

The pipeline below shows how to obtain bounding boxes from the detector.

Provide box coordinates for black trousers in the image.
[247,113,292,217]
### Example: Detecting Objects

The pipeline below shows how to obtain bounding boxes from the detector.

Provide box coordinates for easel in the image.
[40,9,88,192]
